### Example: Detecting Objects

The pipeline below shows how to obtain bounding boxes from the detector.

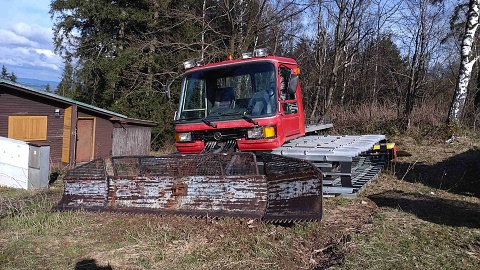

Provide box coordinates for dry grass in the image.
[327,102,400,135]
[341,135,480,269]
[327,100,452,141]
[0,192,359,270]
[150,143,178,155]
[1,136,479,269]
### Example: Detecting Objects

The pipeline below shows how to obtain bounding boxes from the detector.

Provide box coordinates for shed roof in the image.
[0,79,156,126]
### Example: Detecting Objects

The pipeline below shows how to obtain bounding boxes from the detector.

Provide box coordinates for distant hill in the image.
[17,78,60,91]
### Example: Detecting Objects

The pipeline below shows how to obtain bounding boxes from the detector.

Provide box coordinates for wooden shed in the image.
[0,79,156,168]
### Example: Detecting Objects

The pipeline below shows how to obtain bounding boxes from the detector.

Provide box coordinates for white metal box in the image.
[0,136,50,189]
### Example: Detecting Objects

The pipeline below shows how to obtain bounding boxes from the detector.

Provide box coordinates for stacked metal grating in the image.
[271,134,389,197]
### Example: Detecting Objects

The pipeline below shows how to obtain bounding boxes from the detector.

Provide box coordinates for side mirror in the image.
[288,74,299,95]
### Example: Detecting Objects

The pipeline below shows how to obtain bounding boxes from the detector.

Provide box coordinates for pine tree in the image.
[56,59,75,98]
[9,72,17,83]
[1,65,17,82]
[50,0,206,149]
[1,65,8,79]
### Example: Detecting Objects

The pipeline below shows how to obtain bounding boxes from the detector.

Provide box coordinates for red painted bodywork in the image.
[175,56,306,154]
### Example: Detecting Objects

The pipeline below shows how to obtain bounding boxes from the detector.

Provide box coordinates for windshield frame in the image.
[175,60,278,123]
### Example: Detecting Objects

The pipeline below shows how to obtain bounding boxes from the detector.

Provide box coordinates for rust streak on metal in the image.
[172,181,188,196]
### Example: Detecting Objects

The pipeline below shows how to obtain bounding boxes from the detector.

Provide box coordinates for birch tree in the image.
[447,0,480,127]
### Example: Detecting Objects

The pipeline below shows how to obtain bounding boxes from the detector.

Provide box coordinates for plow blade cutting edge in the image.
[55,153,323,223]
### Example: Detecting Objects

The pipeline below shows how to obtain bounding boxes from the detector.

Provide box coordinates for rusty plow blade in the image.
[55,153,323,223]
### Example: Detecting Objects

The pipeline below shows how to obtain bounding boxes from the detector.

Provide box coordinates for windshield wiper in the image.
[242,115,258,126]
[201,109,256,127]
[175,117,202,123]
[202,118,217,128]
[213,110,258,126]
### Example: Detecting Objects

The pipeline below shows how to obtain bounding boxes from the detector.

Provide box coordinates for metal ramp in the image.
[271,135,388,197]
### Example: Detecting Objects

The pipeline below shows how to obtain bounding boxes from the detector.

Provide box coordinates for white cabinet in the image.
[0,136,50,189]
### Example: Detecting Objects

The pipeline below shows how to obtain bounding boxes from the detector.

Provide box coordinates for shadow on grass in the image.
[394,148,480,198]
[75,259,112,270]
[369,190,480,228]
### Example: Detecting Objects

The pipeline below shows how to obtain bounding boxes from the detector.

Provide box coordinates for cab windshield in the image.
[176,62,277,121]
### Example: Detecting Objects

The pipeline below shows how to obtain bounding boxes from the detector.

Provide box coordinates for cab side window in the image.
[279,67,296,100]
[279,66,298,114]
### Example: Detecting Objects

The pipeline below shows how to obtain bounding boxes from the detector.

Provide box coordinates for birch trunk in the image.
[447,0,480,126]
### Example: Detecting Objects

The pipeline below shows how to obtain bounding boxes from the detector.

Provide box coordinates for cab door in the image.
[278,65,301,139]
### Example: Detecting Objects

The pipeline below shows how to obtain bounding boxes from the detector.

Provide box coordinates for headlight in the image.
[175,132,192,142]
[247,126,276,139]
[247,127,263,139]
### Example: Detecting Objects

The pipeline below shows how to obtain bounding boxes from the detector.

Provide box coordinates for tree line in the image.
[49,0,480,149]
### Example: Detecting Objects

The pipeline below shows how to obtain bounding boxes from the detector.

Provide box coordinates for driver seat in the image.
[247,91,272,116]
[213,87,235,109]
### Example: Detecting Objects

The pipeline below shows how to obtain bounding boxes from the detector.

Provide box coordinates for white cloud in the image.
[12,22,53,47]
[0,45,63,81]
[0,29,38,47]
[0,0,61,81]
[34,48,56,58]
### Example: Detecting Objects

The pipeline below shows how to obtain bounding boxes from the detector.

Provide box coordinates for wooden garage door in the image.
[76,118,95,162]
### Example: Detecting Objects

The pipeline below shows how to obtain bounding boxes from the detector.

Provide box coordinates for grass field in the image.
[1,136,479,270]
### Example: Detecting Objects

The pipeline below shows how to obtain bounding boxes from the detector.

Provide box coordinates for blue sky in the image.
[0,0,62,82]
